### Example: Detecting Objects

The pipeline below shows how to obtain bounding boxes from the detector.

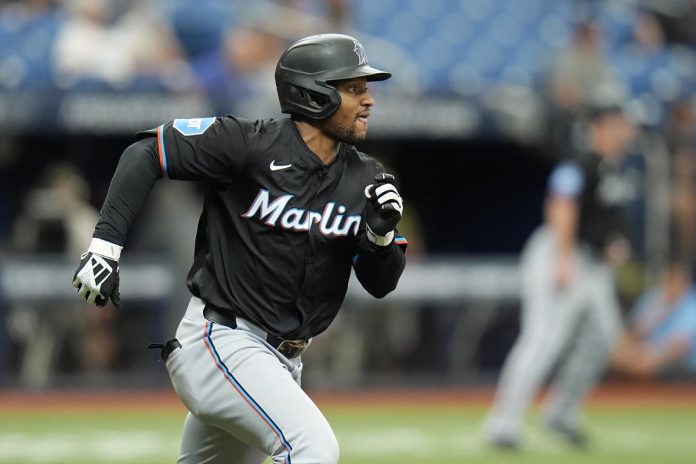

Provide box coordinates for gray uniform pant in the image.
[166,297,339,464]
[486,226,622,440]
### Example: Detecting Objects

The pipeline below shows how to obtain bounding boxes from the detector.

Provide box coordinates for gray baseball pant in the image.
[166,297,339,463]
[485,226,622,440]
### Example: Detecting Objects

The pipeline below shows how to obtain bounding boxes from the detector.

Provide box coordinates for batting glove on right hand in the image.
[72,238,122,309]
[364,173,403,246]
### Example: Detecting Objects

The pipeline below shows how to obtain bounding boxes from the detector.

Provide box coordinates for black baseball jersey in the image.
[548,151,631,253]
[95,116,406,340]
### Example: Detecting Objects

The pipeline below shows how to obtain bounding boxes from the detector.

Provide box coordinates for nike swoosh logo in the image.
[270,160,292,171]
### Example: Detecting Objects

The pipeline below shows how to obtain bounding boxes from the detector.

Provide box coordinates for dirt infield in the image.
[310,382,696,409]
[0,382,694,412]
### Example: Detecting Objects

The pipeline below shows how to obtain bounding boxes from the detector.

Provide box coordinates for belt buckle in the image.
[276,339,308,359]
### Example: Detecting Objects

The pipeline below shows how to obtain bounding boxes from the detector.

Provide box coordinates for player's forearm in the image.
[655,338,690,366]
[546,196,578,255]
[353,235,406,298]
[93,138,163,246]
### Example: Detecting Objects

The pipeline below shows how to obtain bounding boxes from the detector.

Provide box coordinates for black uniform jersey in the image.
[95,116,406,340]
[577,152,631,253]
[549,151,631,254]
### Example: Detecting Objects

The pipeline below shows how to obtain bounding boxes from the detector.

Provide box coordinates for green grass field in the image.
[1,397,695,463]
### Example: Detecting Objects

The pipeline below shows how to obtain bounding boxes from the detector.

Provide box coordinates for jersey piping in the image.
[157,125,169,177]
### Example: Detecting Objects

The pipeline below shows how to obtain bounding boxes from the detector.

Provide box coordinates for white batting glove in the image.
[72,238,122,308]
[364,173,403,246]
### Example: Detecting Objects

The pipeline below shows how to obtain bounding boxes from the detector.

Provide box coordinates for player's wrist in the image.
[366,224,394,246]
[88,237,123,261]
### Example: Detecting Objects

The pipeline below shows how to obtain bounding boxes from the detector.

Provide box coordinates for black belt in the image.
[203,305,308,359]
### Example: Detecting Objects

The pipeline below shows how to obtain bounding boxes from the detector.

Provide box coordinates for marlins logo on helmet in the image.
[352,38,368,65]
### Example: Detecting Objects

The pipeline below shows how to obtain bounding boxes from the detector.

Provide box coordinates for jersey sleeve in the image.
[548,161,585,199]
[93,138,164,246]
[137,116,250,187]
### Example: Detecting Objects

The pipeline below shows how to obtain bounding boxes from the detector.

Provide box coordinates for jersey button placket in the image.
[298,165,323,310]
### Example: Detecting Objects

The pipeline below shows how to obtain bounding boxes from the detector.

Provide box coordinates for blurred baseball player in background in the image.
[485,87,636,449]
[71,33,407,464]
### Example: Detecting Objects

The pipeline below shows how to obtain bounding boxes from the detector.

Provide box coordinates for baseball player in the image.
[485,90,636,448]
[71,34,407,464]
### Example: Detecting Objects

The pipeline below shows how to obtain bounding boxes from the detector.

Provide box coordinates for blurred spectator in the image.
[7,164,116,387]
[632,10,666,58]
[545,19,622,158]
[612,258,696,378]
[11,163,96,254]
[164,0,229,61]
[0,0,61,90]
[191,26,286,114]
[615,10,681,107]
[257,0,350,39]
[52,0,192,91]
[281,0,349,29]
[188,0,352,114]
[548,19,620,114]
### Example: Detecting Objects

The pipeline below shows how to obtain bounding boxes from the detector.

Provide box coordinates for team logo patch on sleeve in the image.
[173,117,216,136]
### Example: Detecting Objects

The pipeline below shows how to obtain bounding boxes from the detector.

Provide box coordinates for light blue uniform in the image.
[630,288,696,371]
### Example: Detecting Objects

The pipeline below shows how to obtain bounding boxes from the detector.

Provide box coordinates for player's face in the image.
[605,113,635,156]
[322,77,374,144]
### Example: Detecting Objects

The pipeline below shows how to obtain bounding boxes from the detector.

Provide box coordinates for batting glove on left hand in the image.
[364,173,403,246]
[72,238,122,309]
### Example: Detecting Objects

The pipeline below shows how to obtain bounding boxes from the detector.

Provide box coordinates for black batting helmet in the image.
[275,34,391,120]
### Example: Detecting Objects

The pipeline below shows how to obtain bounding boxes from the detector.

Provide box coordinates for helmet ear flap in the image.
[284,83,341,119]
[290,86,320,108]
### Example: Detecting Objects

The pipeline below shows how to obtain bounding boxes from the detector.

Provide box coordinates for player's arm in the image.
[353,173,407,298]
[546,194,579,288]
[613,335,691,378]
[642,336,691,372]
[544,161,583,289]
[72,117,248,308]
[72,137,163,308]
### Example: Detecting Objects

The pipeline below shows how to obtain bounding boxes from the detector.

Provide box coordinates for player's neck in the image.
[294,120,340,165]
